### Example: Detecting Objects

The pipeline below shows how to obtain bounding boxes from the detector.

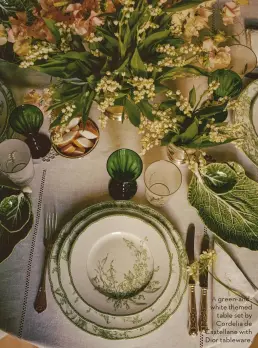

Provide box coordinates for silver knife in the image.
[186,224,198,336]
[199,234,210,333]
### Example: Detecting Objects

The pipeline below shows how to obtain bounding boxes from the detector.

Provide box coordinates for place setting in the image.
[1,0,258,347]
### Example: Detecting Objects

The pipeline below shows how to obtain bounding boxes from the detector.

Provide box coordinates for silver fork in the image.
[34,211,57,313]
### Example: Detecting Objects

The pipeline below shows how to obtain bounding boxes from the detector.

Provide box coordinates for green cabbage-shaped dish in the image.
[0,185,32,233]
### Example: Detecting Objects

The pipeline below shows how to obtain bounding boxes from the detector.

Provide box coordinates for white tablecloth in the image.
[1,2,258,347]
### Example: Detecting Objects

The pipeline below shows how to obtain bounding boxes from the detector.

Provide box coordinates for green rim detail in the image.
[48,201,188,340]
[65,210,172,319]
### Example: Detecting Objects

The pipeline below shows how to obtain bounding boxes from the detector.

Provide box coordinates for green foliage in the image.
[158,65,210,82]
[43,18,61,45]
[189,87,196,108]
[138,100,154,121]
[130,49,147,77]
[124,98,141,127]
[208,69,242,99]
[166,0,207,13]
[81,90,96,126]
[177,118,199,144]
[0,0,37,23]
[188,162,258,250]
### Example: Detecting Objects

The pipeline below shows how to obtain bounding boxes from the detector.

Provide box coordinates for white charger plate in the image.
[49,201,188,339]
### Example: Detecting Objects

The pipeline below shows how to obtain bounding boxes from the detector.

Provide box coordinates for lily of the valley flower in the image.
[222,1,241,26]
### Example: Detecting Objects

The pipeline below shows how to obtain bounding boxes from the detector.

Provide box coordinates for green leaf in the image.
[163,37,184,48]
[158,65,209,82]
[0,191,31,233]
[59,51,89,61]
[50,112,63,128]
[184,135,233,148]
[140,30,170,51]
[189,87,196,108]
[208,69,242,99]
[123,22,132,56]
[81,90,96,126]
[194,104,228,123]
[33,65,67,78]
[116,57,130,73]
[43,18,61,45]
[161,131,175,145]
[96,27,118,49]
[166,0,205,13]
[124,98,141,127]
[76,60,91,77]
[188,162,258,250]
[178,118,199,144]
[138,100,154,121]
[159,100,176,111]
[86,75,97,89]
[130,48,147,76]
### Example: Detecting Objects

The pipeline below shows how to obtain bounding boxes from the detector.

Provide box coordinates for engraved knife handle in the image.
[199,287,209,333]
[189,284,198,336]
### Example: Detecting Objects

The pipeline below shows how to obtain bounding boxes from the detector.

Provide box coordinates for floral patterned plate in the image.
[234,79,258,167]
[49,201,188,339]
[59,208,173,329]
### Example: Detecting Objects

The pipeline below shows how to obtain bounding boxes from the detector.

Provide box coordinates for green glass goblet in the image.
[10,104,51,159]
[107,148,143,200]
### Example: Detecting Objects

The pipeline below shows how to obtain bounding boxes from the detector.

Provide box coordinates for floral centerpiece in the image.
[0,0,242,151]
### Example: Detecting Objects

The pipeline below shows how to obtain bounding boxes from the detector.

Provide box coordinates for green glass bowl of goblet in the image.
[106,148,143,200]
[10,104,51,159]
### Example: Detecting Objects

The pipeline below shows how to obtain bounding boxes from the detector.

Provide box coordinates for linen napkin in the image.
[203,242,258,348]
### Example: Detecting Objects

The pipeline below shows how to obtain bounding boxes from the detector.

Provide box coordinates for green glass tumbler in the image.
[107,148,143,200]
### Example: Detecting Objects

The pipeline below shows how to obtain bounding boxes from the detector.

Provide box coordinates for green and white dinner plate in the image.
[59,208,176,329]
[0,80,15,141]
[234,79,258,167]
[49,201,188,339]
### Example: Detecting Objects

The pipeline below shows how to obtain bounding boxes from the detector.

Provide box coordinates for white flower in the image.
[199,44,231,71]
[184,16,208,38]
[202,38,216,52]
[209,46,231,70]
[222,1,241,26]
[196,6,212,20]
